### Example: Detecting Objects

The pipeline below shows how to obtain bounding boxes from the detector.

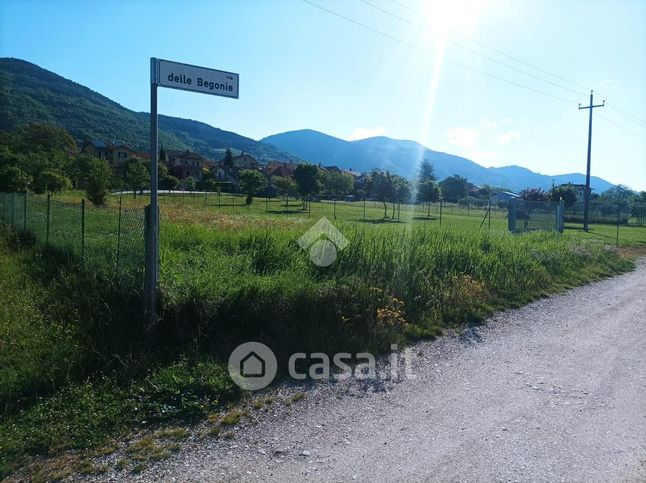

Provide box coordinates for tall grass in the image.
[0,215,633,477]
[158,222,632,360]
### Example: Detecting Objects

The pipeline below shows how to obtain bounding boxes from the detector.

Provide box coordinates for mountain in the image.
[0,58,616,193]
[262,129,615,193]
[0,58,301,163]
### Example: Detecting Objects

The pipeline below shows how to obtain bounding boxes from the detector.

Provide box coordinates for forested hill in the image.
[0,57,301,162]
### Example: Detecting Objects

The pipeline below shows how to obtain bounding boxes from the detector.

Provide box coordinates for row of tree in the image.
[520,184,646,209]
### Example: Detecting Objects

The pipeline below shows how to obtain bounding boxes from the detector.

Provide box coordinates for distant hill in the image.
[262,129,615,193]
[0,57,301,163]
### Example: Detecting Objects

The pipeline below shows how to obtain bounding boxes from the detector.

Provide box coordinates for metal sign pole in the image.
[147,58,159,321]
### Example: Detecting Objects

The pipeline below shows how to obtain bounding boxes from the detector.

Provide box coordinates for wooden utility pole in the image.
[578,90,604,232]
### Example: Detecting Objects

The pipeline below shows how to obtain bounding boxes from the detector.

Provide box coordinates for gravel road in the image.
[110,261,646,482]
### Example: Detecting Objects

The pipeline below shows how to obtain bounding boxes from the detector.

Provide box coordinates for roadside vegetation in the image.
[0,211,636,477]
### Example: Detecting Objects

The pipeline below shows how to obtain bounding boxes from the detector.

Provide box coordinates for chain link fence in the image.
[508,198,564,233]
[565,201,646,226]
[0,192,145,287]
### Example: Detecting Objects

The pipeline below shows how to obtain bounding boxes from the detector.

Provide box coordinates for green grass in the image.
[0,190,642,479]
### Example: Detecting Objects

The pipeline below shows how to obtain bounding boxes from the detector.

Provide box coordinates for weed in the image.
[219,409,248,426]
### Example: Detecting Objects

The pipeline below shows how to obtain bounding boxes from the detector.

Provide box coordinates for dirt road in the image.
[127,261,646,482]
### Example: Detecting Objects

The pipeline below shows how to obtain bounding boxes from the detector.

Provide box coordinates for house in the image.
[342,169,362,178]
[81,139,110,160]
[263,161,295,178]
[231,153,260,170]
[490,191,519,204]
[212,162,240,188]
[320,165,343,174]
[566,183,590,201]
[81,140,147,169]
[161,149,210,181]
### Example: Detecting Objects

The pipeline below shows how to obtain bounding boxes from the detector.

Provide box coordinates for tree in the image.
[368,170,394,218]
[439,175,468,202]
[32,169,70,195]
[272,176,297,208]
[321,171,353,196]
[417,180,440,217]
[293,164,321,209]
[238,169,268,204]
[599,184,634,205]
[520,187,549,201]
[0,165,31,193]
[17,123,76,154]
[550,184,577,208]
[125,160,150,198]
[418,159,436,182]
[223,148,233,167]
[390,175,411,218]
[85,158,113,206]
[158,163,180,191]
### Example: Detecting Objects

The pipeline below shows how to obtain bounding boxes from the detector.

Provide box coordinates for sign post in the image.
[146,58,239,321]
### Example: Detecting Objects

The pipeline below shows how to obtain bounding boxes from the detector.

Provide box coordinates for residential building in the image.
[231,153,260,170]
[161,148,211,181]
[264,161,295,178]
[490,191,520,204]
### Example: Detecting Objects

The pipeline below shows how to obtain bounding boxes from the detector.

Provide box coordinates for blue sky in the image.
[1,0,645,190]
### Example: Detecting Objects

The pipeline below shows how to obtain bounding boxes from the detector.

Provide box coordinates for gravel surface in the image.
[96,261,646,482]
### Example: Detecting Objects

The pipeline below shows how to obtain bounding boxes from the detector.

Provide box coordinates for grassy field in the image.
[1,190,644,477]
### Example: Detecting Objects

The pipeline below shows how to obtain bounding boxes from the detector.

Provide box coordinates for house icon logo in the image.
[297,217,349,267]
[228,342,277,390]
[240,351,265,377]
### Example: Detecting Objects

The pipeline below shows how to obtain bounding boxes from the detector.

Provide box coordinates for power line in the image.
[597,113,645,139]
[300,0,579,104]
[301,0,645,141]
[379,1,646,131]
[382,1,591,93]
[356,0,588,98]
[602,100,646,128]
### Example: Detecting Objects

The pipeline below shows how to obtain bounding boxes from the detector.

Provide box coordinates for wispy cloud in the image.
[347,126,385,141]
[447,118,521,155]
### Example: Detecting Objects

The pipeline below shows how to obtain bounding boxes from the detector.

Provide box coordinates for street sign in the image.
[152,58,239,99]
[145,57,239,322]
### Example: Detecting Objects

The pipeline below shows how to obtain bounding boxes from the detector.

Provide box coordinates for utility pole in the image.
[578,90,604,232]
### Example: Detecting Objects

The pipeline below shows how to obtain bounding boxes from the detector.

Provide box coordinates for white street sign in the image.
[152,58,239,99]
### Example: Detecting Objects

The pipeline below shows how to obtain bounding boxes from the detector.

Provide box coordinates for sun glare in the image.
[421,0,486,39]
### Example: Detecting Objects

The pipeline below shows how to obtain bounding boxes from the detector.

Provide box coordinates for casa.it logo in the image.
[228,342,278,391]
[297,217,349,267]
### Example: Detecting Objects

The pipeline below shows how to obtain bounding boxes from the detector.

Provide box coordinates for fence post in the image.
[439,200,443,226]
[46,193,51,246]
[488,200,492,230]
[616,202,620,246]
[363,197,366,220]
[81,199,85,263]
[508,199,517,232]
[115,195,123,279]
[23,192,27,232]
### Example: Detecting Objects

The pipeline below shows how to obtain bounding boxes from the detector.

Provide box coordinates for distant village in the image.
[80,138,595,208]
[81,139,371,198]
